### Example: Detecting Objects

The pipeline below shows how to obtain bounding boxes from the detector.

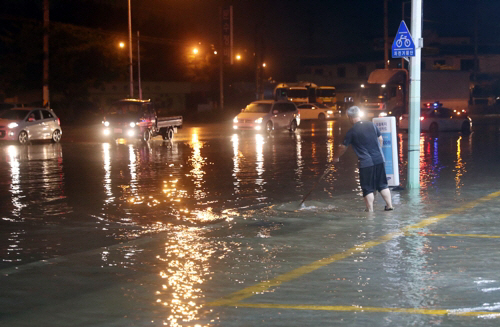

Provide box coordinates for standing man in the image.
[333,106,394,212]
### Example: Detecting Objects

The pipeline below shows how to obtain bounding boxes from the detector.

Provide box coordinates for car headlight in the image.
[103,121,110,127]
[129,122,136,128]
[233,117,238,123]
[254,117,263,124]
[327,110,333,115]
[379,112,388,117]
[7,122,19,129]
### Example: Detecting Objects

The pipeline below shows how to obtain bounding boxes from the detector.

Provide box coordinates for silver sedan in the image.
[0,108,62,144]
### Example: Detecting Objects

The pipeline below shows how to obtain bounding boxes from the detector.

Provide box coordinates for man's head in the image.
[347,106,362,124]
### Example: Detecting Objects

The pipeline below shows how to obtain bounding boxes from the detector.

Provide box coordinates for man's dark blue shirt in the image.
[342,121,385,168]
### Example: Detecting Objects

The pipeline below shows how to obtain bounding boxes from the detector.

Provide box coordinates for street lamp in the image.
[193,48,199,55]
[119,41,125,48]
[235,54,242,61]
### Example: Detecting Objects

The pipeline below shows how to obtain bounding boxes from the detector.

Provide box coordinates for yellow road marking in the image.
[208,190,500,307]
[406,232,500,239]
[231,303,500,317]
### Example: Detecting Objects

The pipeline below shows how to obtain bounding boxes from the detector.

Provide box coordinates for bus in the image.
[274,82,317,104]
[315,86,337,107]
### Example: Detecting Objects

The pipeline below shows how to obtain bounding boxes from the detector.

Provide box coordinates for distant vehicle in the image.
[102,99,182,141]
[274,82,317,104]
[0,108,62,144]
[297,103,340,120]
[233,100,300,133]
[359,69,470,120]
[399,102,472,134]
[315,86,337,107]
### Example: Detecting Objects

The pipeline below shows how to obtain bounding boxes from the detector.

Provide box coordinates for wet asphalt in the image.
[1,117,500,326]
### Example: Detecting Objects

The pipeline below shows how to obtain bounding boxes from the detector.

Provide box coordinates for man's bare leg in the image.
[363,192,375,212]
[380,188,393,209]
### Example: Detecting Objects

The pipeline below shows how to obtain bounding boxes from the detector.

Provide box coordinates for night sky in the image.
[2,0,499,81]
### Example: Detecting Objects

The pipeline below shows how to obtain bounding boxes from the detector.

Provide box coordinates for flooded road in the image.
[1,118,500,326]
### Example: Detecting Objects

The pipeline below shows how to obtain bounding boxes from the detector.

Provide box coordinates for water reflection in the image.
[1,143,65,264]
[157,226,214,327]
[255,134,265,192]
[454,136,466,193]
[295,133,303,186]
[189,129,207,201]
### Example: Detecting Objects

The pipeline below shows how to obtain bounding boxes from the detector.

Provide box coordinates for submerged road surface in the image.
[1,118,500,326]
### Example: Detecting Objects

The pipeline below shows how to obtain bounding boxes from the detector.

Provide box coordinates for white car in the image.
[399,107,471,133]
[233,100,300,133]
[0,108,62,144]
[297,103,340,120]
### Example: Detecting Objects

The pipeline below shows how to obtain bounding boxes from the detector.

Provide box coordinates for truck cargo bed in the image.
[157,116,183,128]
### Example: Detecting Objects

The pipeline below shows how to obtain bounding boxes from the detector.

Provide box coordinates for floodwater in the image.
[1,118,500,326]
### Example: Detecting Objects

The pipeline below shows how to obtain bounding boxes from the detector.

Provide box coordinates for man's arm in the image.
[378,135,383,147]
[333,144,347,162]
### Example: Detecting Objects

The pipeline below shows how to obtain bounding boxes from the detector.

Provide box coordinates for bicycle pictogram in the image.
[396,34,411,48]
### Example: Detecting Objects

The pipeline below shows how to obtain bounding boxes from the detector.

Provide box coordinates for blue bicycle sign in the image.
[392,20,415,58]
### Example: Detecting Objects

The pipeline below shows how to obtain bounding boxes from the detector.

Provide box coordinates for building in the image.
[297,36,500,106]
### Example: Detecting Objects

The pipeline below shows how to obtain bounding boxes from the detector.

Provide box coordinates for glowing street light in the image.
[119,41,125,48]
[235,54,242,61]
[262,62,266,68]
[193,48,199,55]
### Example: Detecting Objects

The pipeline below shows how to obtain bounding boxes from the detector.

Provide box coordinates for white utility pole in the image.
[407,0,423,188]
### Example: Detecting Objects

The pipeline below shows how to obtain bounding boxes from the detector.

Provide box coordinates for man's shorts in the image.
[359,163,389,197]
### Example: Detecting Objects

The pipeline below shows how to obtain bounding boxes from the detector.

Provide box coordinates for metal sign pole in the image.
[407,0,423,189]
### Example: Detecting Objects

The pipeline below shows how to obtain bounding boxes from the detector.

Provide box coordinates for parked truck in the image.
[102,99,182,142]
[358,69,471,119]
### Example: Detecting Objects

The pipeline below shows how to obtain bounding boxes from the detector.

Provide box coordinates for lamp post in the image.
[137,31,142,100]
[128,0,134,98]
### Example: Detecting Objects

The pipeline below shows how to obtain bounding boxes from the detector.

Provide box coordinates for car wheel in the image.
[318,113,326,121]
[162,128,174,140]
[266,121,273,133]
[429,122,439,134]
[289,120,297,132]
[18,131,29,145]
[51,129,62,143]
[461,121,471,134]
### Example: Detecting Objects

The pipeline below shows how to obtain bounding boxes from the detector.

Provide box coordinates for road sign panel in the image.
[392,21,415,58]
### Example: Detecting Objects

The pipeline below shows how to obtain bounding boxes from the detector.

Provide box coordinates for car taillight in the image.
[420,116,424,121]
[57,118,60,125]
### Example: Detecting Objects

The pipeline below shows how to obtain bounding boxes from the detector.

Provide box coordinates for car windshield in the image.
[287,89,308,98]
[107,103,142,118]
[317,89,336,97]
[0,109,30,120]
[361,85,387,100]
[244,103,272,113]
[313,103,329,108]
